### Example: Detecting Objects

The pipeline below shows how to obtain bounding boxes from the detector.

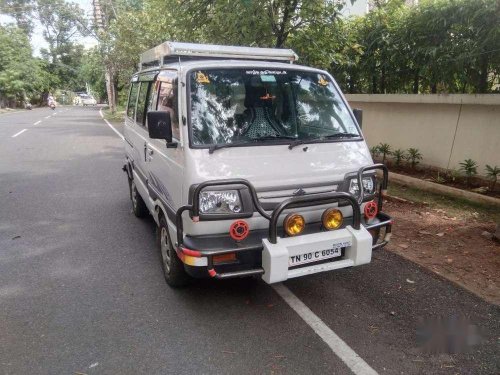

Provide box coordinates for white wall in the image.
[346,94,500,175]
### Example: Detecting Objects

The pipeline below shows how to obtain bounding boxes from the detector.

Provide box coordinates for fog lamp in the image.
[284,214,305,236]
[322,208,343,230]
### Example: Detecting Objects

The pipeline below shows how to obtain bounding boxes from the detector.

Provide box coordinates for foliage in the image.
[0,25,53,106]
[459,158,478,187]
[392,149,406,167]
[369,145,380,159]
[406,148,422,169]
[378,143,391,163]
[78,47,107,101]
[485,165,499,190]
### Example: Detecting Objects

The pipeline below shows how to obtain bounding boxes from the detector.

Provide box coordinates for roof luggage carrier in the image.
[139,41,299,71]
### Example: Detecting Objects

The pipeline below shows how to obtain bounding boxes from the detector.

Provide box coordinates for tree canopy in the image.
[1,0,499,108]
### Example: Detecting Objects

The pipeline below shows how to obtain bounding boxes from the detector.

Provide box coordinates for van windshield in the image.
[189,68,360,147]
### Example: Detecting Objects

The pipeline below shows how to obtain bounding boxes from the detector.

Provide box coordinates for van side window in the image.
[126,83,139,119]
[136,82,151,126]
[157,80,179,139]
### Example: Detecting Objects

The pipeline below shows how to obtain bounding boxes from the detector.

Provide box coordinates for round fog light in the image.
[322,208,343,230]
[284,214,305,236]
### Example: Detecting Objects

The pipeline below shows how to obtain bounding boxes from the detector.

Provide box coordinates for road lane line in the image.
[44,115,51,119]
[272,283,378,375]
[11,129,28,138]
[34,120,42,125]
[99,108,124,140]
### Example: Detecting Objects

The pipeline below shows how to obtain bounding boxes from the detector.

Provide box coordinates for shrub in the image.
[370,146,380,159]
[378,143,392,163]
[392,149,406,167]
[485,164,499,190]
[406,148,422,169]
[459,158,478,187]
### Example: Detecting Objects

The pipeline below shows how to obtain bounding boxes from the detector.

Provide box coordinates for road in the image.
[0,106,498,375]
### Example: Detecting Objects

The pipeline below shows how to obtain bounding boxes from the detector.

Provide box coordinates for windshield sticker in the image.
[260,75,276,83]
[195,71,210,84]
[318,75,329,86]
[246,70,287,75]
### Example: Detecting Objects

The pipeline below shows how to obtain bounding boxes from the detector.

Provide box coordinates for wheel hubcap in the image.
[160,227,171,274]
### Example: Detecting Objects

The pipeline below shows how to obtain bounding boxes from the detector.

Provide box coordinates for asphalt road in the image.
[0,106,498,375]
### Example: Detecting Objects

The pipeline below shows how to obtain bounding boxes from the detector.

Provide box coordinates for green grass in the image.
[388,182,500,223]
[103,105,125,123]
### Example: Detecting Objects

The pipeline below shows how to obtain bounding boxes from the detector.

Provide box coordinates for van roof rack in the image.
[139,42,298,71]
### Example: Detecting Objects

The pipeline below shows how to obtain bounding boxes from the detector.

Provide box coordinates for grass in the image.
[388,182,500,223]
[102,105,126,123]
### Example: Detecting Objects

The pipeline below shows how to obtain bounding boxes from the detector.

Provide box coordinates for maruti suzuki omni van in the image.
[123,42,392,287]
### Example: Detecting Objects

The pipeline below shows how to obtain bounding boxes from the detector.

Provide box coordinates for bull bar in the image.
[174,164,392,279]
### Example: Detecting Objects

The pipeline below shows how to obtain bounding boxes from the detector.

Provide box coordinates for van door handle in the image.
[147,148,154,156]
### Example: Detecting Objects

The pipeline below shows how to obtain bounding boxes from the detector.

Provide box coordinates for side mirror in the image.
[147,111,172,142]
[353,108,363,129]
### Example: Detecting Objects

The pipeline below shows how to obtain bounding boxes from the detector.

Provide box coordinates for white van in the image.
[123,42,392,287]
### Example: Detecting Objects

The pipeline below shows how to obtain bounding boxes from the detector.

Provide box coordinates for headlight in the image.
[348,176,376,196]
[199,190,242,214]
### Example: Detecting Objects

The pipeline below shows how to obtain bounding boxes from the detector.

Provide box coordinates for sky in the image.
[0,0,97,56]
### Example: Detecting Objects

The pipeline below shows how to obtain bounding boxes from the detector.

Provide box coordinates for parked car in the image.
[80,94,97,106]
[123,42,393,287]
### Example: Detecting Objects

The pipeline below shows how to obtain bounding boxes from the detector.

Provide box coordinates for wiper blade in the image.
[208,141,247,154]
[209,136,298,154]
[288,132,360,150]
[251,135,298,141]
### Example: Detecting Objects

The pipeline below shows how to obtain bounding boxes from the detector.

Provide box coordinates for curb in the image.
[385,171,500,207]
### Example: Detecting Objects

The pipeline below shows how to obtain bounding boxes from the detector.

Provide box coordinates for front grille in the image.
[257,182,341,209]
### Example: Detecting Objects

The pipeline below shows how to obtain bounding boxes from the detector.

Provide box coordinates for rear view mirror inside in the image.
[147,111,172,142]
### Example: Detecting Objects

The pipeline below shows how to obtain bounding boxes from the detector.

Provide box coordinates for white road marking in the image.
[272,283,378,375]
[95,106,374,375]
[99,108,124,140]
[34,120,42,126]
[44,115,51,119]
[11,129,28,138]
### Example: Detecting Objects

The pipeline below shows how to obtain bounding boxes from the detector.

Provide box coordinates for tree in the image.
[0,25,52,107]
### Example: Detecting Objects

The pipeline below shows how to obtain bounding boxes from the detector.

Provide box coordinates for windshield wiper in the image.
[209,135,298,154]
[208,141,248,154]
[288,132,360,150]
[251,135,298,141]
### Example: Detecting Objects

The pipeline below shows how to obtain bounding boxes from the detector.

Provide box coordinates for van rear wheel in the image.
[130,179,148,218]
[157,215,191,287]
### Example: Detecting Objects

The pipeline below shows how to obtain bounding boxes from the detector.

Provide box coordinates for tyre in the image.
[157,215,191,287]
[129,178,148,218]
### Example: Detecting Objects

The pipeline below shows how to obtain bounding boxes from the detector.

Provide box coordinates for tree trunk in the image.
[412,72,419,94]
[478,55,489,93]
[431,82,437,94]
[105,66,116,114]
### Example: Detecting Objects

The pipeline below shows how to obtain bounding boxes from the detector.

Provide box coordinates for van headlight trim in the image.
[348,176,376,196]
[199,190,242,214]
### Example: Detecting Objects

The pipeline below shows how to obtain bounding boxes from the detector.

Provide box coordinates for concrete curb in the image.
[386,171,500,207]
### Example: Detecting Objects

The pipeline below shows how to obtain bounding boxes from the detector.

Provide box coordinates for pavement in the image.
[0,106,498,375]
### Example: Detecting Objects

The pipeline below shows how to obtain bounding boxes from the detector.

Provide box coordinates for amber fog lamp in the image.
[284,214,305,236]
[322,208,343,230]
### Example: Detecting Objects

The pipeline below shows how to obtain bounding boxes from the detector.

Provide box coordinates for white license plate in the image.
[289,247,343,267]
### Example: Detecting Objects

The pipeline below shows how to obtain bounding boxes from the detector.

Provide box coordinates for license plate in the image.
[289,247,343,267]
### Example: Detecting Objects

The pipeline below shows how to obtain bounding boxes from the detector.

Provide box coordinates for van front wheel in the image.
[157,215,191,287]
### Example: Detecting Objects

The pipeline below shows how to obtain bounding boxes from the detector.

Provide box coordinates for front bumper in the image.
[175,164,392,283]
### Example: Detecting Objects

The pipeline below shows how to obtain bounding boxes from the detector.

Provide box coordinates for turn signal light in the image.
[322,208,343,230]
[284,214,305,236]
